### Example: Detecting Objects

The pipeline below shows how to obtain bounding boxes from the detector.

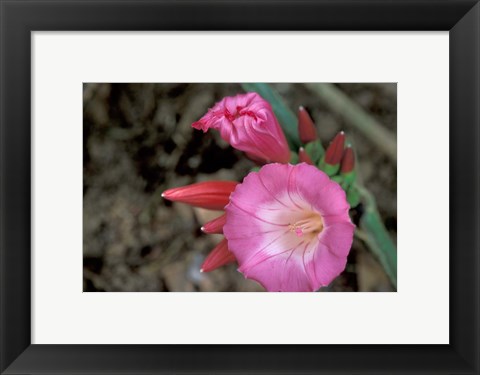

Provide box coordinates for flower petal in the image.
[239,230,303,271]
[304,241,348,288]
[241,246,313,292]
[319,222,356,258]
[294,163,350,216]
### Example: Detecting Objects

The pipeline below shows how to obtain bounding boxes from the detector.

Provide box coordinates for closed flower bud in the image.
[340,146,355,174]
[298,147,314,165]
[201,213,226,234]
[340,146,356,188]
[193,92,290,164]
[298,106,318,144]
[162,181,238,210]
[200,239,236,272]
[325,131,346,166]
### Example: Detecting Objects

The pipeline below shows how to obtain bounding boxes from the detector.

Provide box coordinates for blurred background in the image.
[83,83,396,292]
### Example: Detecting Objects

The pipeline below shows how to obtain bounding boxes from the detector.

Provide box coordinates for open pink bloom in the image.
[223,163,355,292]
[192,92,290,164]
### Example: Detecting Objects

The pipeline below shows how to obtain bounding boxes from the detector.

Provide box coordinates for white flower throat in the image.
[288,212,324,239]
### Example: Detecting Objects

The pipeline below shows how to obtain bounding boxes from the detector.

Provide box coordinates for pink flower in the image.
[192,92,291,164]
[223,163,355,292]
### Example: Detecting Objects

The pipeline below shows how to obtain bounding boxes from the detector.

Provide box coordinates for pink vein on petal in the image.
[226,227,286,240]
[257,172,292,210]
[310,241,319,288]
[229,200,288,227]
[281,246,300,290]
[317,237,343,259]
[243,244,300,276]
[240,230,292,269]
[286,166,305,210]
[302,242,310,287]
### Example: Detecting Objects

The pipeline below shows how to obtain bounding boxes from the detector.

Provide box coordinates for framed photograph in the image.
[82,81,397,294]
[1,0,479,374]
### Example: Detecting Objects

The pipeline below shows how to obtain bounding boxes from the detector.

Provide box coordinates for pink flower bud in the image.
[340,146,355,173]
[162,181,238,210]
[192,92,290,164]
[200,239,236,273]
[325,131,345,166]
[298,106,318,144]
[298,147,314,165]
[201,213,226,234]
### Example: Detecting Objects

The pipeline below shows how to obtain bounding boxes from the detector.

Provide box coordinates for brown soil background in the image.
[83,83,397,292]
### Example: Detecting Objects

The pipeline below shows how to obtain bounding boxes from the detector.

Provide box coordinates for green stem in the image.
[356,184,397,289]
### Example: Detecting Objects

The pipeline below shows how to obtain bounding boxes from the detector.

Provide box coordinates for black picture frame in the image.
[1,0,479,374]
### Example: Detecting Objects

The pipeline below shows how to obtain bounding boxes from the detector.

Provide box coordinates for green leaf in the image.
[304,140,324,164]
[241,83,301,149]
[322,163,340,177]
[356,184,397,289]
[332,175,343,184]
[361,210,397,289]
[346,186,360,207]
[341,171,356,190]
[289,151,299,164]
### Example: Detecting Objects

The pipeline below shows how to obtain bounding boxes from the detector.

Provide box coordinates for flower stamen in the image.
[289,213,324,238]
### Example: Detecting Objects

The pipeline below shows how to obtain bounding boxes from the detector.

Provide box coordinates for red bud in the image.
[298,106,318,144]
[325,131,346,165]
[201,213,226,234]
[298,147,314,165]
[340,146,355,173]
[200,239,236,272]
[162,181,238,210]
